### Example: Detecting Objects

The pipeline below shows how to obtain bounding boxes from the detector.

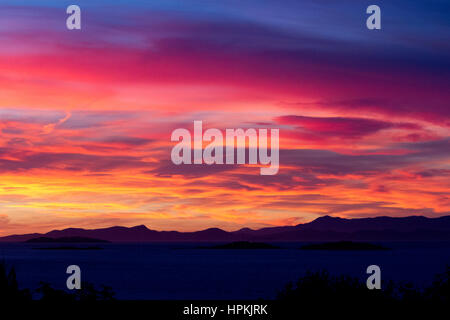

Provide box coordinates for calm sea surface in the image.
[1,242,450,299]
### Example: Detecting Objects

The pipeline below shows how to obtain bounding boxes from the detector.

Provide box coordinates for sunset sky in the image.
[0,0,449,236]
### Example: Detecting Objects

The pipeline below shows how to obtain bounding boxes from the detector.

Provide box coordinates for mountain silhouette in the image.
[2,215,450,242]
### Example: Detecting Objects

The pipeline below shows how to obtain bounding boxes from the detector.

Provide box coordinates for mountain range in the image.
[2,215,450,242]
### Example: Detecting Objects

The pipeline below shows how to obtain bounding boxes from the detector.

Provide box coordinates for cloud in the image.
[0,150,149,173]
[0,214,10,228]
[280,139,450,176]
[275,115,421,139]
[2,4,449,123]
[42,111,71,134]
[147,160,237,178]
[415,169,450,178]
[0,1,449,233]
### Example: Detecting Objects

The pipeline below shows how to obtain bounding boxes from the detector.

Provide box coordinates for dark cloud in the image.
[59,111,137,130]
[146,160,236,178]
[100,136,155,146]
[281,139,450,176]
[275,115,420,139]
[415,169,450,178]
[0,150,148,173]
[143,138,449,192]
[1,127,24,135]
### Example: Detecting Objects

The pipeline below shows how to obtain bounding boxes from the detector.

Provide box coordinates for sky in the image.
[0,0,449,235]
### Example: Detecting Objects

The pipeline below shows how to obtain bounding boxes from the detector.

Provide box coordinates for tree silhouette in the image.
[276,266,450,314]
[36,281,75,302]
[425,265,450,303]
[277,270,395,307]
[0,262,31,302]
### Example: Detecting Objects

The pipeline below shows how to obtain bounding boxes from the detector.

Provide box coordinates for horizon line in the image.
[2,214,450,238]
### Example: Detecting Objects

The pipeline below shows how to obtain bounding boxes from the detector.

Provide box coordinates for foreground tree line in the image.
[0,263,114,302]
[1,262,449,305]
[276,267,450,312]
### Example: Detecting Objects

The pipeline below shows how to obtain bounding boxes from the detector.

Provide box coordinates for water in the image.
[1,242,450,300]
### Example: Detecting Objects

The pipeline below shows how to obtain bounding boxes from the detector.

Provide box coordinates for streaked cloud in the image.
[0,0,449,235]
